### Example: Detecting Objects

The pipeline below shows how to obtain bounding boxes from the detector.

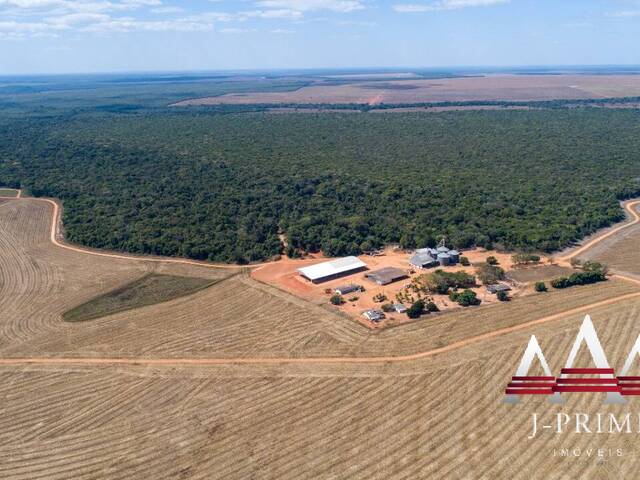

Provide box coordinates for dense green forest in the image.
[2,107,640,263]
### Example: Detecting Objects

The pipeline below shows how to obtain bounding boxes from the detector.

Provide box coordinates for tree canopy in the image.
[2,109,640,263]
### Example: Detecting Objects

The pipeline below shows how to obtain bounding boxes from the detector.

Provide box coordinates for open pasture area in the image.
[174,75,640,106]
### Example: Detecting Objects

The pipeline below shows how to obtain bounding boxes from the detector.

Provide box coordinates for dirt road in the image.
[557,199,640,263]
[0,192,254,270]
[1,194,639,367]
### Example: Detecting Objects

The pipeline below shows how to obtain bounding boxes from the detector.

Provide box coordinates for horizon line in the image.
[2,64,640,79]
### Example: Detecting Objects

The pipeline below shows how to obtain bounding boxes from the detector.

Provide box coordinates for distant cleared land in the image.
[63,273,219,322]
[173,75,640,106]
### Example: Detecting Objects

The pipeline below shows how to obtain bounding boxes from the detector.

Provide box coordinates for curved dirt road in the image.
[0,192,260,270]
[558,199,640,263]
[0,194,639,366]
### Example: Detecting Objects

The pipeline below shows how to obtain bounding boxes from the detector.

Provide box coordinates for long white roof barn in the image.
[298,256,367,283]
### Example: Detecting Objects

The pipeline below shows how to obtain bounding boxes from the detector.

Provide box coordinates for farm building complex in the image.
[410,245,460,269]
[298,256,367,283]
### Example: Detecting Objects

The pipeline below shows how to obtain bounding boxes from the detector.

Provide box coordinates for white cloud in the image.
[46,12,110,26]
[0,0,365,38]
[81,16,213,32]
[0,0,161,15]
[393,3,430,12]
[150,5,183,14]
[394,0,509,13]
[255,0,365,12]
[243,8,303,19]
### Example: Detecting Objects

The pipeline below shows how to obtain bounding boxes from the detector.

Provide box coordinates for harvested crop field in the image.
[4,196,640,478]
[174,75,640,106]
[4,300,640,479]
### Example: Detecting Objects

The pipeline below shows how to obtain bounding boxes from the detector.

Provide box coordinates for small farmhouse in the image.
[392,304,408,313]
[334,284,363,296]
[363,309,385,322]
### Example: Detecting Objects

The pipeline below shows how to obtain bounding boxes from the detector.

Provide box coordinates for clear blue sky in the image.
[0,0,639,74]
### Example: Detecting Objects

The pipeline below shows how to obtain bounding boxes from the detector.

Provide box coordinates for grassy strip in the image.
[0,188,18,197]
[63,273,221,322]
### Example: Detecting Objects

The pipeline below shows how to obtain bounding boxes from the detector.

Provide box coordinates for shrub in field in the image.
[534,281,547,292]
[381,303,395,313]
[551,271,606,289]
[449,289,481,307]
[330,294,345,305]
[581,261,608,275]
[496,290,510,302]
[426,301,439,312]
[406,300,425,319]
[486,256,499,265]
[459,256,470,266]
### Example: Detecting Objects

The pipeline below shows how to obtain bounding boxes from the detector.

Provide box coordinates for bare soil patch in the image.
[507,265,574,284]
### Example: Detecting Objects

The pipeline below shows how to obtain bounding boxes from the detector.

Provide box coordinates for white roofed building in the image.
[298,256,367,284]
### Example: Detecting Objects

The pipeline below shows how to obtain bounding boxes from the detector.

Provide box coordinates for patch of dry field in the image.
[3,197,640,478]
[507,265,574,283]
[3,301,640,479]
[174,75,640,106]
